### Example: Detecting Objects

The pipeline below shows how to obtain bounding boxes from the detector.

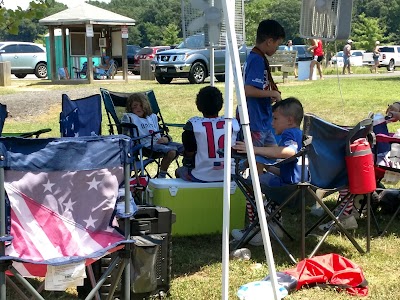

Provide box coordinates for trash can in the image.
[140,59,155,80]
[298,59,317,81]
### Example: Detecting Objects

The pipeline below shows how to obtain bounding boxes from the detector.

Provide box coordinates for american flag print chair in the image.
[0,135,135,299]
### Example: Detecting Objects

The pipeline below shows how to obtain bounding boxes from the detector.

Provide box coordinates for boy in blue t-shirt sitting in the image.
[231,97,304,245]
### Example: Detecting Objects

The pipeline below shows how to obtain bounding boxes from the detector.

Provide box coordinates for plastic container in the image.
[297,59,316,81]
[237,281,288,300]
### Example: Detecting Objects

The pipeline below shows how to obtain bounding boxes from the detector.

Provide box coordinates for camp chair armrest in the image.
[19,128,52,138]
[120,122,138,130]
[376,133,400,143]
[164,122,185,128]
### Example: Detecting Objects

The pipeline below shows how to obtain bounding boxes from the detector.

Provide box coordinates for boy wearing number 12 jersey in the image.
[175,86,240,182]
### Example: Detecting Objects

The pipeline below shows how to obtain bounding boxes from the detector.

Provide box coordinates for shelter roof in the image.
[39,3,135,26]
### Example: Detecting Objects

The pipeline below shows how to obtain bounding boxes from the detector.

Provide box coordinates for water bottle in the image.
[384,129,400,183]
[230,248,251,260]
[390,129,400,163]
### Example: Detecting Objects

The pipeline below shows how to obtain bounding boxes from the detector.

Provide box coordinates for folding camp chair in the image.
[99,87,182,178]
[231,113,374,261]
[0,103,51,138]
[0,135,136,300]
[60,93,102,137]
[229,136,311,264]
[73,61,88,79]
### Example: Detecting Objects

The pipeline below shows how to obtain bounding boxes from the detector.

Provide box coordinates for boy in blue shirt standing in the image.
[241,19,286,172]
[238,19,286,236]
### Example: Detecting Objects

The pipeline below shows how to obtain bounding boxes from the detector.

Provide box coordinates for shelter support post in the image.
[86,35,94,83]
[61,27,68,69]
[49,26,57,82]
[122,37,128,82]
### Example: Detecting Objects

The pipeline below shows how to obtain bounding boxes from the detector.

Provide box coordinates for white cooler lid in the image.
[148,178,224,189]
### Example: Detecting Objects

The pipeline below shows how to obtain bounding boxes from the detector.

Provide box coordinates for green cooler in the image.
[146,178,246,236]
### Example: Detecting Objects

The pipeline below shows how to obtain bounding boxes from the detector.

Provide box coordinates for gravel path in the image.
[1,87,101,121]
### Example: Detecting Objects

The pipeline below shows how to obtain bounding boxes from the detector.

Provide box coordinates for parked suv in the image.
[132,46,170,75]
[153,34,248,84]
[0,41,47,78]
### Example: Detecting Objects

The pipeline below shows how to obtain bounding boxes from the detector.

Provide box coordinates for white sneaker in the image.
[247,222,284,246]
[318,214,358,231]
[231,226,264,246]
[231,227,253,241]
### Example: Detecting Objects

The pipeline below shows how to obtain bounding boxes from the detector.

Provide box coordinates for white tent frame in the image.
[221,1,280,299]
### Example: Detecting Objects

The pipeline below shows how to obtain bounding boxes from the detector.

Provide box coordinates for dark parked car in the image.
[278,44,313,61]
[113,44,141,71]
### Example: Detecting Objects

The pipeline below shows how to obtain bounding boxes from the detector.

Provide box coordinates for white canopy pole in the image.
[221,3,234,299]
[221,1,279,299]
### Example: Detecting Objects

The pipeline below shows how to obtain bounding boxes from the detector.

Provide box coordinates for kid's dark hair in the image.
[126,93,153,117]
[273,97,304,126]
[196,86,223,117]
[256,19,286,44]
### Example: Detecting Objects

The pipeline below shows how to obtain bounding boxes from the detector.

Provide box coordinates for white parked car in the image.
[330,50,365,67]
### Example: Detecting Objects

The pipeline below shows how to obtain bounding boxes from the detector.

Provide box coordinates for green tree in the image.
[351,13,385,51]
[244,0,274,44]
[268,0,301,43]
[0,0,48,35]
[162,23,181,46]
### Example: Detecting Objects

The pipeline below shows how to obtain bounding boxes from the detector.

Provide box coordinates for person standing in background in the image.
[284,40,298,78]
[343,39,353,75]
[308,38,324,80]
[371,41,380,74]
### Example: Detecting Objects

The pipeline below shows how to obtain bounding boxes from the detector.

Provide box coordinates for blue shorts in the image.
[259,172,284,187]
[149,141,184,155]
[251,130,277,147]
[343,56,350,66]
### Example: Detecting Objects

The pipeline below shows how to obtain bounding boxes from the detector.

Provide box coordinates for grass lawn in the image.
[3,69,400,299]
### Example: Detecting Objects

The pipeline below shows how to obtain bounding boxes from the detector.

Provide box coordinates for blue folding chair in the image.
[0,135,136,299]
[60,93,102,137]
[231,114,374,261]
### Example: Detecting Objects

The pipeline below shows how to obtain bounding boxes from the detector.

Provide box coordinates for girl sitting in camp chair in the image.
[121,93,183,178]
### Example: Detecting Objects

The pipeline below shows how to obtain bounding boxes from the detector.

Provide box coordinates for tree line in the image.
[0,0,398,54]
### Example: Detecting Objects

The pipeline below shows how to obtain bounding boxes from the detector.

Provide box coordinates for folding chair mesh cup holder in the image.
[99,87,183,178]
[230,114,374,261]
[373,132,400,236]
[0,135,136,300]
